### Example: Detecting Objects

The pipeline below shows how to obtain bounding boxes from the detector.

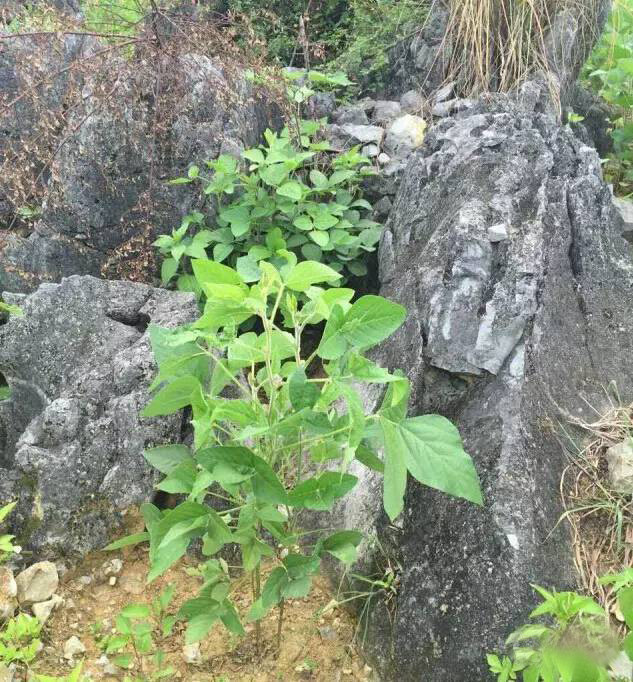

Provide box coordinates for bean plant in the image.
[487,577,633,681]
[113,257,482,649]
[584,0,633,195]
[155,124,381,296]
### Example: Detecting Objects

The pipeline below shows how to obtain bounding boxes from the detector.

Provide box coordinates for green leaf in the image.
[289,368,320,410]
[380,418,408,521]
[121,603,151,619]
[277,181,304,202]
[355,443,384,473]
[192,259,245,288]
[619,586,633,629]
[310,169,329,189]
[161,257,179,284]
[317,304,347,359]
[293,214,313,231]
[236,255,261,283]
[309,230,329,247]
[103,532,149,551]
[285,261,342,292]
[143,445,192,474]
[213,243,234,263]
[382,415,483,507]
[288,472,357,510]
[242,148,265,165]
[142,376,202,417]
[321,530,363,565]
[342,295,406,349]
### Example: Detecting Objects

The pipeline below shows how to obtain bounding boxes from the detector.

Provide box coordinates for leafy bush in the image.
[111,258,482,648]
[156,124,380,295]
[0,502,19,563]
[327,0,428,92]
[97,587,176,679]
[584,0,633,195]
[81,0,149,36]
[0,614,42,665]
[487,568,633,681]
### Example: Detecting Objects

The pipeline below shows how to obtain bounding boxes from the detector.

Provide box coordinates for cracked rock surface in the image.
[0,276,197,558]
[337,83,633,681]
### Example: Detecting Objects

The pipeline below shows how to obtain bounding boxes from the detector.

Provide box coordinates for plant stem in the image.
[254,563,262,653]
[276,599,285,654]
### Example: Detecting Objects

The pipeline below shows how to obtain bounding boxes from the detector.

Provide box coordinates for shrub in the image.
[156,123,380,296]
[584,0,633,195]
[111,259,482,648]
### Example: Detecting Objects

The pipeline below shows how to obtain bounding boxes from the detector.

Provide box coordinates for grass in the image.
[558,393,633,620]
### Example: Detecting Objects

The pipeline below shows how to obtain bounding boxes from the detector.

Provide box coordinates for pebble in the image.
[0,567,17,621]
[15,562,59,605]
[108,576,117,586]
[400,89,425,114]
[63,635,86,660]
[32,594,63,624]
[102,558,123,576]
[182,642,202,665]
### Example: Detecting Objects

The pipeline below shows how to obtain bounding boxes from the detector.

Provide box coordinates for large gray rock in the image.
[337,82,633,680]
[0,276,198,557]
[0,39,277,293]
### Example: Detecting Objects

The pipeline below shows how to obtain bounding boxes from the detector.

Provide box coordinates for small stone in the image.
[32,594,63,624]
[343,669,353,676]
[432,97,475,117]
[108,576,117,586]
[373,196,393,219]
[102,558,123,577]
[333,105,369,126]
[63,636,86,660]
[377,152,391,165]
[78,575,93,586]
[0,568,17,621]
[119,575,144,595]
[340,124,384,145]
[385,114,427,156]
[487,224,509,242]
[400,89,425,114]
[362,144,379,158]
[434,81,455,103]
[182,642,202,665]
[97,654,119,676]
[372,100,401,124]
[607,440,633,492]
[15,562,59,605]
[318,626,337,640]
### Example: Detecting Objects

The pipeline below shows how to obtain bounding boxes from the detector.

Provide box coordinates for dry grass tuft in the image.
[559,395,633,621]
[439,0,606,97]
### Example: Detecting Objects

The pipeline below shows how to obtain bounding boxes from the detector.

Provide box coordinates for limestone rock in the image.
[336,82,633,680]
[63,636,86,660]
[607,440,633,493]
[15,562,58,605]
[0,48,277,293]
[182,642,202,665]
[32,594,63,624]
[332,105,370,126]
[372,101,402,125]
[0,567,17,621]
[384,115,427,157]
[0,276,198,557]
[399,89,425,114]
[614,197,633,245]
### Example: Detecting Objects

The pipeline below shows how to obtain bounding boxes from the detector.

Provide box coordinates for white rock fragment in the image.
[32,594,63,624]
[102,558,123,576]
[487,224,509,242]
[182,642,202,665]
[0,567,17,621]
[607,439,633,493]
[15,562,59,605]
[385,114,427,156]
[63,635,86,660]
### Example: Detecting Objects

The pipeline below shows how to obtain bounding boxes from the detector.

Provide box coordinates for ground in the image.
[30,517,370,682]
